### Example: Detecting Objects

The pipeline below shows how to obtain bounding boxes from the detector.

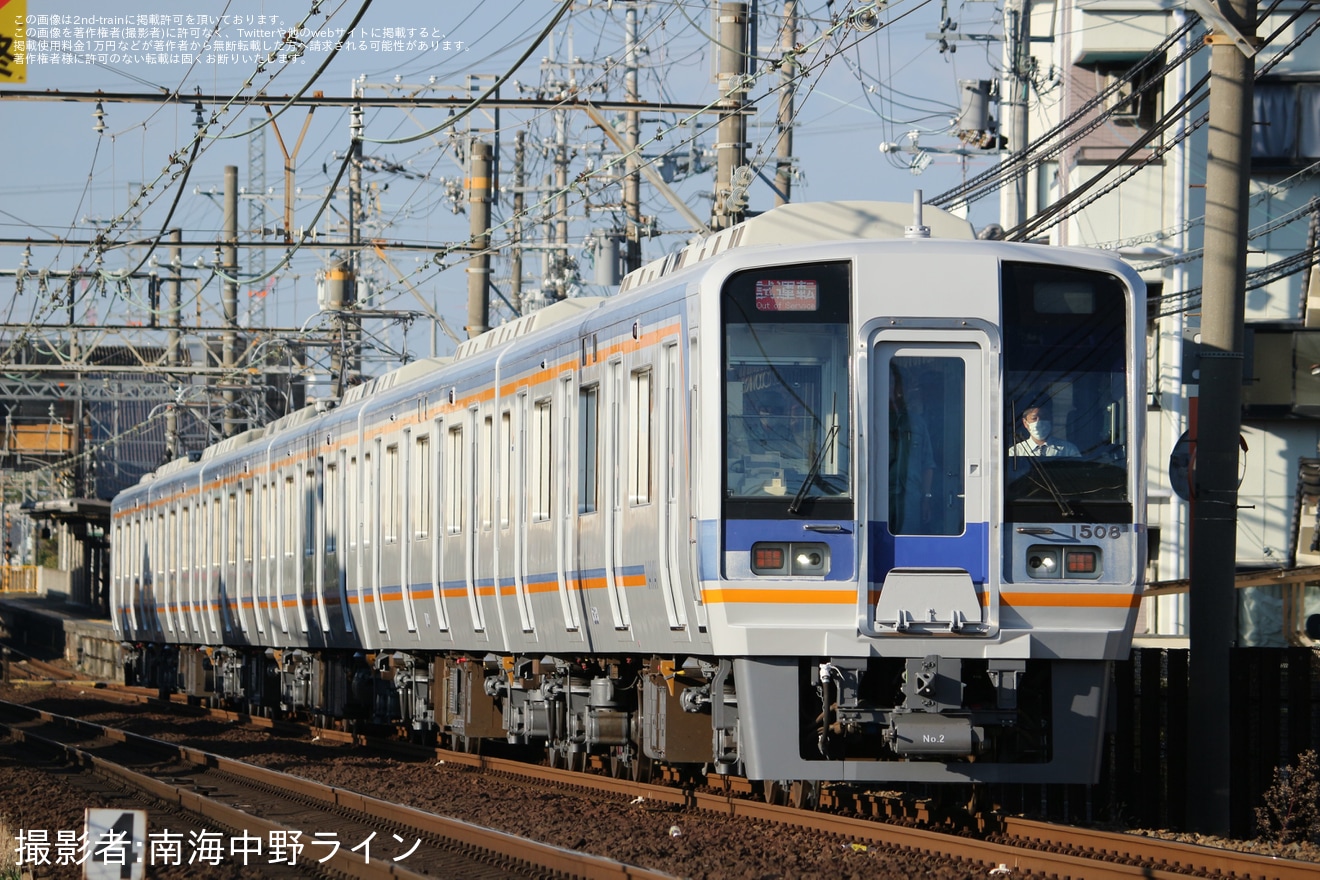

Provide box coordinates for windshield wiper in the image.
[1018,452,1078,518]
[789,423,839,515]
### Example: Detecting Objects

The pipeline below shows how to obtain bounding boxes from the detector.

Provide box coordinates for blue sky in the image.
[0,0,1003,367]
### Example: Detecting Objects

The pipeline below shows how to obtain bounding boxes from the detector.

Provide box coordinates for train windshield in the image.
[722,262,852,516]
[1002,262,1132,522]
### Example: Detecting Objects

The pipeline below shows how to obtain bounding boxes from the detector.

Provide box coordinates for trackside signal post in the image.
[1188,0,1257,836]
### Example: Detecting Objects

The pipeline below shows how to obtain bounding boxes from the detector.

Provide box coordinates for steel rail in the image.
[97,685,1320,880]
[0,701,678,880]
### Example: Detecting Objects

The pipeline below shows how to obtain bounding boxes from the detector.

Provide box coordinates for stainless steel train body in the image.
[111,201,1146,784]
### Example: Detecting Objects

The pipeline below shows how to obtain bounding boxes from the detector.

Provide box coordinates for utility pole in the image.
[247,116,267,327]
[713,1,748,229]
[774,0,798,206]
[554,109,570,301]
[344,105,363,389]
[222,164,239,437]
[466,140,493,340]
[166,228,182,461]
[1006,0,1031,229]
[542,172,555,302]
[624,0,643,273]
[511,130,525,315]
[1188,0,1256,837]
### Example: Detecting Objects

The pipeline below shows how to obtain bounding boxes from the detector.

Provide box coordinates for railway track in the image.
[0,700,674,879]
[3,684,1316,879]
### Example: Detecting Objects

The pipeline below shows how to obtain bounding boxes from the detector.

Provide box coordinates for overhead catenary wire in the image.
[929,17,1203,212]
[1010,0,1320,243]
[1,0,370,342]
[5,0,963,399]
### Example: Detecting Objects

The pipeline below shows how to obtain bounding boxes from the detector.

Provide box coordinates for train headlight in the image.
[1027,551,1059,575]
[751,542,830,577]
[793,546,828,575]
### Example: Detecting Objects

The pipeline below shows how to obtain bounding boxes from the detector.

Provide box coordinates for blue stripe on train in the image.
[870,521,990,582]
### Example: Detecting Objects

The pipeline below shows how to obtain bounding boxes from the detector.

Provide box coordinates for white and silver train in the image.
[111,200,1146,785]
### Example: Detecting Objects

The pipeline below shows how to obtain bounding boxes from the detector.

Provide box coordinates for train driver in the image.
[1008,402,1079,458]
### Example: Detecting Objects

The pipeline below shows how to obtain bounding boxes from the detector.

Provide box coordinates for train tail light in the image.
[753,546,785,572]
[1065,550,1098,575]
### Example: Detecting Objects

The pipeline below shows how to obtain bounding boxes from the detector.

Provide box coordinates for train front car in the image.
[700,217,1144,784]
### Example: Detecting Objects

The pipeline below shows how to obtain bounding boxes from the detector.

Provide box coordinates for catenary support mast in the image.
[1188,0,1256,837]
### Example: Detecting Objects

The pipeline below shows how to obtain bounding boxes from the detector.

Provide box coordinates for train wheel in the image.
[789,779,818,810]
[762,780,788,805]
[631,753,654,784]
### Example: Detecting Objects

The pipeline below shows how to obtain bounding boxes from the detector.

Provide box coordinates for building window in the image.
[1253,82,1320,165]
[1095,59,1163,129]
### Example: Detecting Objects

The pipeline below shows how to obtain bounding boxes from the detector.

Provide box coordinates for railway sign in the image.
[83,809,146,880]
[0,0,25,85]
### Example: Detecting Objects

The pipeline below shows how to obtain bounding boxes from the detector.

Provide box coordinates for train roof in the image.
[114,202,1007,497]
[452,296,605,363]
[619,200,976,293]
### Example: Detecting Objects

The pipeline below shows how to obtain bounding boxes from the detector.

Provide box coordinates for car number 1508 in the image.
[1073,525,1126,540]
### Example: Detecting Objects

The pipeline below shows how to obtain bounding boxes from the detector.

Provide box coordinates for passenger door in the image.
[866,332,996,637]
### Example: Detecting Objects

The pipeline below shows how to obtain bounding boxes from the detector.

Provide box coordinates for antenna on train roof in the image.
[905,190,931,239]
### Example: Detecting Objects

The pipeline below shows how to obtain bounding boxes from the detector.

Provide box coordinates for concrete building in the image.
[992,0,1320,644]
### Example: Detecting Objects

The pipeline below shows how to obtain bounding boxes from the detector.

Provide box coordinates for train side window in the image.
[324,464,338,552]
[480,416,493,531]
[227,493,238,565]
[303,468,315,557]
[384,444,399,544]
[166,510,177,631]
[532,398,553,522]
[579,386,599,514]
[260,483,272,563]
[283,476,296,558]
[364,450,375,549]
[630,369,653,506]
[347,457,358,549]
[446,426,464,534]
[242,488,254,562]
[210,497,222,632]
[413,436,430,539]
[211,497,221,569]
[128,517,139,630]
[499,412,512,529]
[155,513,166,616]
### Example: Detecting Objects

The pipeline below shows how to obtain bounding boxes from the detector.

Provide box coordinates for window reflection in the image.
[1002,262,1130,519]
[888,357,965,536]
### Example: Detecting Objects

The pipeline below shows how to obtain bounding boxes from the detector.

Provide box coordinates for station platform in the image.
[0,593,121,681]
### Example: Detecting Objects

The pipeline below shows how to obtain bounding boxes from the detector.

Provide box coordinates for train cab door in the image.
[865,332,997,638]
